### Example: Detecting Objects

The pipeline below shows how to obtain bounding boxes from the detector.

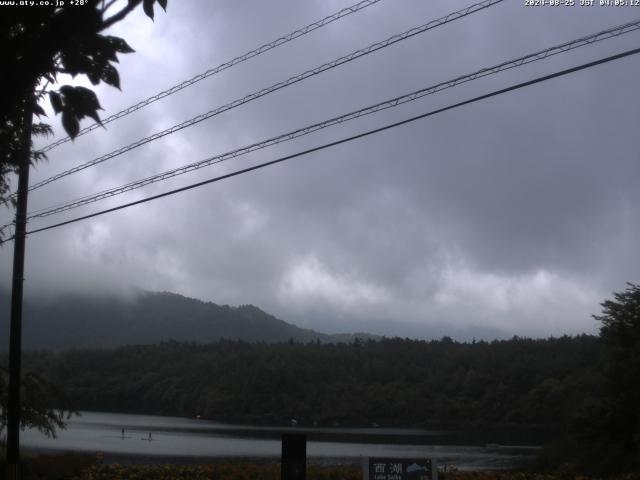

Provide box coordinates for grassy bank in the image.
[3,454,640,480]
[3,454,360,480]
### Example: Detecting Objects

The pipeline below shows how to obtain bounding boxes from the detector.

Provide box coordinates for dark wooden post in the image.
[281,434,306,480]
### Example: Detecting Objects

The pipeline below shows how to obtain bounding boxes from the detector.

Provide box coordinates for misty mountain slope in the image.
[0,290,376,351]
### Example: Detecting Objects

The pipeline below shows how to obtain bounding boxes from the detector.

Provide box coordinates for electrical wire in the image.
[23,18,640,221]
[21,0,504,197]
[6,45,637,242]
[37,0,384,153]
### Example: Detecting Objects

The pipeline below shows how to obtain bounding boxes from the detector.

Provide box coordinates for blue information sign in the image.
[366,458,434,480]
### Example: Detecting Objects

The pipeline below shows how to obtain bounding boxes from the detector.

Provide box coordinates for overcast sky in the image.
[2,0,639,339]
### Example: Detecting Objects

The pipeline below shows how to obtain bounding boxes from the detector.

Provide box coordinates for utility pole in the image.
[6,94,33,480]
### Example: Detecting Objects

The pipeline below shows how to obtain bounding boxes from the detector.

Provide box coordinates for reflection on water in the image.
[21,411,541,470]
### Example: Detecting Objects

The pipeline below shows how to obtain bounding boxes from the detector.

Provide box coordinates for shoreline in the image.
[22,446,361,467]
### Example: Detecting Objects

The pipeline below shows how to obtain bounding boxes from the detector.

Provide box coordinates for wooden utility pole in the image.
[6,95,33,480]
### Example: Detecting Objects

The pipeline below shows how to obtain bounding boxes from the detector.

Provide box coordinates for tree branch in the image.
[101,0,119,16]
[101,1,141,30]
[36,80,51,98]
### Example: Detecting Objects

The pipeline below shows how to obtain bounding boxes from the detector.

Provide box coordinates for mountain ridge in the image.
[0,289,379,351]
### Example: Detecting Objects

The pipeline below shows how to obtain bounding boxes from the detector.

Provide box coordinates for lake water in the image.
[20,411,542,470]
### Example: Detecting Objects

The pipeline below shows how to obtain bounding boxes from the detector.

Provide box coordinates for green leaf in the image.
[85,109,102,124]
[94,36,119,62]
[60,51,95,78]
[58,85,75,96]
[61,111,80,139]
[74,87,103,122]
[143,0,154,20]
[106,36,135,54]
[59,86,103,126]
[32,123,53,138]
[87,70,101,85]
[101,64,121,90]
[49,92,63,113]
[32,103,47,118]
[72,86,102,112]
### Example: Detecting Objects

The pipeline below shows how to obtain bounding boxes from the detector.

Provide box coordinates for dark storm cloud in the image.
[2,0,638,338]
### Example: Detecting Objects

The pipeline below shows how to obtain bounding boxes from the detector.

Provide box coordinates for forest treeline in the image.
[15,335,603,428]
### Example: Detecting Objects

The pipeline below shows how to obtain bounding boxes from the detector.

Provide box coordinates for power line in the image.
[37,0,384,153]
[22,0,504,196]
[24,18,640,220]
[11,45,639,241]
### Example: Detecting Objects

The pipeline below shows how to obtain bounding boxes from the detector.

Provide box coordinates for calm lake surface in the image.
[21,411,543,470]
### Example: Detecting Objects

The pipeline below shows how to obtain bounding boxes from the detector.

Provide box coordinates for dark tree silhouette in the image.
[0,0,167,210]
[591,283,640,472]
[0,366,76,439]
[555,283,640,474]
[0,0,168,446]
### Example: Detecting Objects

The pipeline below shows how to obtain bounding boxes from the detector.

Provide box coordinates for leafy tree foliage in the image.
[0,0,168,439]
[577,283,640,473]
[0,365,76,439]
[596,283,640,415]
[0,0,168,211]
[537,284,640,474]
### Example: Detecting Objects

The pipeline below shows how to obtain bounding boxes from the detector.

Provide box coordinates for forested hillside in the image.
[18,335,603,428]
[0,290,376,350]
